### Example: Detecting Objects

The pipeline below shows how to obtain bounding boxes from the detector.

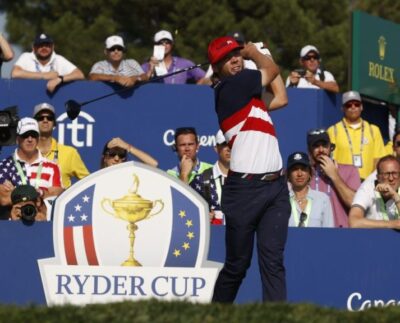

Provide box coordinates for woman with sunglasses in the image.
[287,152,334,228]
[101,137,158,169]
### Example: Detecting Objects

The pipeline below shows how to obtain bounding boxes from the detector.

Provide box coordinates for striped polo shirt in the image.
[214,69,282,174]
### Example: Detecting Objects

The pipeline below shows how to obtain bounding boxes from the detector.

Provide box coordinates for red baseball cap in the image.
[208,36,243,64]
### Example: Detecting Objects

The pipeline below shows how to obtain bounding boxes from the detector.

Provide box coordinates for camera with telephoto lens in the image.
[20,204,37,221]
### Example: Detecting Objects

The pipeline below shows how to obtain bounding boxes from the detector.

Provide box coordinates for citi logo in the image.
[56,112,95,148]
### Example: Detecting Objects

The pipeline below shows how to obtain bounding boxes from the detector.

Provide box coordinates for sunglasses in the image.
[105,151,127,159]
[108,46,124,52]
[156,40,172,45]
[298,212,308,227]
[20,131,39,139]
[35,115,54,122]
[302,55,320,61]
[344,102,361,109]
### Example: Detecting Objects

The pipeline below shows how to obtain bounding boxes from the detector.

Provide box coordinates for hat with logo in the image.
[33,102,55,118]
[300,45,319,58]
[307,129,331,148]
[215,130,227,145]
[11,185,39,205]
[287,152,311,170]
[154,30,174,43]
[34,33,54,46]
[105,35,125,49]
[226,31,246,45]
[16,117,39,136]
[208,36,243,65]
[342,90,361,105]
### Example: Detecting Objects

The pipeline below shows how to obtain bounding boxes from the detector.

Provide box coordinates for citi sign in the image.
[56,112,94,148]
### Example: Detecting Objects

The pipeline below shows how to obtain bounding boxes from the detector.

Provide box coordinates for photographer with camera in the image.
[307,129,361,227]
[10,184,46,221]
[286,45,339,93]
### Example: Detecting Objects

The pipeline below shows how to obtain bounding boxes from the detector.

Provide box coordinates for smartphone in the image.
[153,45,165,61]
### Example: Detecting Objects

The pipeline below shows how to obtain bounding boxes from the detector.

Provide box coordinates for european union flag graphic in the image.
[63,185,99,266]
[165,187,201,267]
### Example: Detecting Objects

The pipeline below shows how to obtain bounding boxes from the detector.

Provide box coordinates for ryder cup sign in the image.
[38,162,221,305]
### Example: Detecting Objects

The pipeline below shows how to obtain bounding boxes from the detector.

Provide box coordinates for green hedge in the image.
[0,300,399,323]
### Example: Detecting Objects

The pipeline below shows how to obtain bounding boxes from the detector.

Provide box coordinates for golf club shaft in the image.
[80,62,208,106]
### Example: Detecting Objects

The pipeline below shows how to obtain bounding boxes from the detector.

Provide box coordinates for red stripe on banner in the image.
[83,226,99,265]
[240,117,276,137]
[64,227,77,265]
[220,98,265,133]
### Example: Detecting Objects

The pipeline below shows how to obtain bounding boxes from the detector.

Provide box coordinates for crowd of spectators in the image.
[0,30,398,229]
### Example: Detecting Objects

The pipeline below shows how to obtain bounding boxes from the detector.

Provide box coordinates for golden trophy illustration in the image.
[101,174,164,266]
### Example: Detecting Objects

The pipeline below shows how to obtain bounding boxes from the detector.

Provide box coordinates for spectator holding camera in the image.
[89,35,154,87]
[286,45,339,93]
[10,184,47,222]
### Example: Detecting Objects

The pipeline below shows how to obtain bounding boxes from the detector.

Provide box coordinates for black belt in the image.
[228,169,283,182]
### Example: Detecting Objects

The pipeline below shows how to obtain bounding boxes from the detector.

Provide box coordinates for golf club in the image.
[65,62,208,120]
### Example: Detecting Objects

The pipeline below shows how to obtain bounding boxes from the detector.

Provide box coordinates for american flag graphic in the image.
[63,185,99,265]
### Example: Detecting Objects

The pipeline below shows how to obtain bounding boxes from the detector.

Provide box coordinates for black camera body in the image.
[0,106,19,146]
[21,204,37,222]
[294,69,307,77]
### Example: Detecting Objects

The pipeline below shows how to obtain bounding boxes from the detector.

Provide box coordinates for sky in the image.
[0,12,22,78]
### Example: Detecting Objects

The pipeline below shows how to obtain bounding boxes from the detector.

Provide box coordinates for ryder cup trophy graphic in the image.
[101,174,164,266]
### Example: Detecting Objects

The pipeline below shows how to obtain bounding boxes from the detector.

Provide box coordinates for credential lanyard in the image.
[375,190,400,220]
[314,168,331,196]
[290,196,312,227]
[341,120,364,159]
[13,156,43,189]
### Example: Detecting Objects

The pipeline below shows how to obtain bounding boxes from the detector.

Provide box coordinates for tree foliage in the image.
[0,0,398,90]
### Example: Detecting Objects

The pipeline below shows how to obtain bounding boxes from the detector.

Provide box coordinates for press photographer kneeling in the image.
[10,185,47,222]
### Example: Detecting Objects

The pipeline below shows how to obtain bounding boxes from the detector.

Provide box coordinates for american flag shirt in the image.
[0,149,63,190]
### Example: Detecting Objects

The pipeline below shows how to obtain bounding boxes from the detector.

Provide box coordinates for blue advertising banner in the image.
[0,80,342,175]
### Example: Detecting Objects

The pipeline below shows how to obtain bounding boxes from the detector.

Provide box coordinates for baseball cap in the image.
[208,36,243,64]
[287,152,311,170]
[11,185,39,204]
[34,33,53,46]
[300,45,319,58]
[105,35,125,49]
[33,102,55,117]
[342,90,361,105]
[307,129,330,148]
[226,31,246,45]
[16,117,39,136]
[215,130,226,145]
[154,30,173,43]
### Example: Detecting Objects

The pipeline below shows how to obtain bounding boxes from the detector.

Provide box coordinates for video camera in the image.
[294,69,307,77]
[0,106,19,146]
